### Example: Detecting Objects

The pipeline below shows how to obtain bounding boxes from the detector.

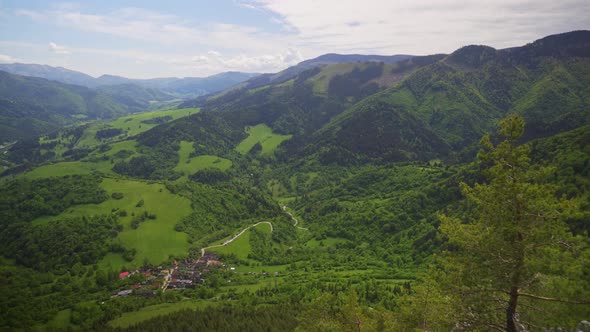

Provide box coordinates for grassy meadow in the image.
[235,124,291,155]
[31,178,192,270]
[76,108,199,147]
[174,141,232,178]
[107,300,214,329]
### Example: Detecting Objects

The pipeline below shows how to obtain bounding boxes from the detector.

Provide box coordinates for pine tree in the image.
[438,115,590,330]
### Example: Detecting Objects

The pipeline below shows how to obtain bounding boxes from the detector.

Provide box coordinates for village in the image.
[110,220,283,298]
[111,251,224,297]
[110,251,277,298]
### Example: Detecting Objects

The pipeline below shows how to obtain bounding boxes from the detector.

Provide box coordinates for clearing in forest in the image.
[174,141,232,177]
[31,178,191,270]
[235,124,291,155]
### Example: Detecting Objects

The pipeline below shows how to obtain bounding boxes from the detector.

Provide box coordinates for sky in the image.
[0,0,588,79]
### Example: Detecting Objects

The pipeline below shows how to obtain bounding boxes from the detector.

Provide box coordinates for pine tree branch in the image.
[517,292,590,304]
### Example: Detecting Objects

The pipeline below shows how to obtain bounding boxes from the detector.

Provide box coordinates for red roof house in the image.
[119,271,130,279]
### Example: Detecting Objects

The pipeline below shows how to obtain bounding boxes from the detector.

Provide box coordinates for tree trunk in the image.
[506,286,519,332]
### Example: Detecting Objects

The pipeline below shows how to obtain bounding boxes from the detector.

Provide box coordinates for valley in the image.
[0,30,590,331]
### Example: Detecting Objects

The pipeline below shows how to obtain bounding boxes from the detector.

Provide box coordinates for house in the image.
[119,271,130,279]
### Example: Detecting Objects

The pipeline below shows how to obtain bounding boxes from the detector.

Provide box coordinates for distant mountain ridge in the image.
[0,63,259,98]
[0,63,96,87]
[181,53,416,107]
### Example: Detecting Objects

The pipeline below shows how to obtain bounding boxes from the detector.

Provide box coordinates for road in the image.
[163,207,305,291]
[283,205,308,230]
[200,221,274,258]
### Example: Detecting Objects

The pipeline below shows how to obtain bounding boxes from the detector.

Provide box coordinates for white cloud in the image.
[15,7,295,54]
[8,1,589,77]
[208,50,222,57]
[48,42,71,55]
[252,0,590,55]
[0,53,19,63]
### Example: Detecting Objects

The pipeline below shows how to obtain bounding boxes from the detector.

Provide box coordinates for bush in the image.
[111,192,124,200]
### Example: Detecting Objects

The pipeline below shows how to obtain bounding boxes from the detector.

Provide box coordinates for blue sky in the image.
[0,0,589,78]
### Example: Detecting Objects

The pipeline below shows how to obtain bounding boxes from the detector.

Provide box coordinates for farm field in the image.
[235,124,291,155]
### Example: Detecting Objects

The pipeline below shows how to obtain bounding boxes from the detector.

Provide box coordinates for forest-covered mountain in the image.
[180,53,417,106]
[301,30,590,163]
[0,63,97,87]
[0,70,129,141]
[0,31,589,331]
[179,30,590,165]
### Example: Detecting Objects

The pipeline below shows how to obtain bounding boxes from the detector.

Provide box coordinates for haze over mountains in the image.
[0,63,259,98]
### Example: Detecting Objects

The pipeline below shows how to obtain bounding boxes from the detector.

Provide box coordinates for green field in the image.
[23,140,141,180]
[174,141,232,177]
[22,160,113,179]
[235,124,291,155]
[210,223,274,267]
[75,108,199,148]
[33,309,72,331]
[107,300,213,329]
[31,178,192,270]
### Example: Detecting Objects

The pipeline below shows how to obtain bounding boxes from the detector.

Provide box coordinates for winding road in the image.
[198,205,307,259]
[200,221,274,258]
[163,207,306,291]
[283,205,308,230]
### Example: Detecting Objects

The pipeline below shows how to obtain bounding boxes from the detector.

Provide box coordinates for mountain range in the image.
[0,53,419,142]
[0,63,258,98]
[166,31,587,167]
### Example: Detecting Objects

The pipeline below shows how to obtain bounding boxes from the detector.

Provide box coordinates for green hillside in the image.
[1,108,198,169]
[300,32,590,164]
[0,71,128,141]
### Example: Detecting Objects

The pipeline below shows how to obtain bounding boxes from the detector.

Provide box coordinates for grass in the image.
[311,63,359,94]
[75,108,199,148]
[33,309,72,331]
[22,161,112,179]
[210,223,273,266]
[233,263,288,274]
[23,140,140,180]
[31,178,192,270]
[107,300,214,329]
[235,124,291,155]
[173,141,232,178]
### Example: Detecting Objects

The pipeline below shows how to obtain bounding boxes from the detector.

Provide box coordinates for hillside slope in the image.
[297,30,590,163]
[0,71,129,141]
